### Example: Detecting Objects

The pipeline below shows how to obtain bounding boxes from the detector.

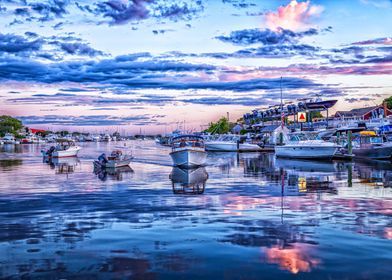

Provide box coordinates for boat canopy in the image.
[359,131,377,136]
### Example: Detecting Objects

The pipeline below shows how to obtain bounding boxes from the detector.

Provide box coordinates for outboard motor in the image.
[46,146,56,156]
[98,153,108,165]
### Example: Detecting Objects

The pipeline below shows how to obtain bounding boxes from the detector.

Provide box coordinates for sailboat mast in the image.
[280,76,284,128]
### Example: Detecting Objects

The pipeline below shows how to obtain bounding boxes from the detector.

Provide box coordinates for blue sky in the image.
[0,0,392,133]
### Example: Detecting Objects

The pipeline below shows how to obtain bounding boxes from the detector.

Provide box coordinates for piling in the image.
[347,130,353,155]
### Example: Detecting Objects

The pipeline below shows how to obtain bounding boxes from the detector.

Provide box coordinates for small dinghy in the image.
[41,139,81,158]
[94,150,133,169]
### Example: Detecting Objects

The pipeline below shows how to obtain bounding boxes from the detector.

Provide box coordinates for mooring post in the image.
[347,130,353,155]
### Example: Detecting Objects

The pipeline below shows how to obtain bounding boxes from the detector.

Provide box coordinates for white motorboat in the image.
[170,135,207,168]
[2,133,18,144]
[21,134,46,144]
[275,133,339,159]
[41,140,81,158]
[94,150,133,169]
[102,134,112,142]
[205,135,261,152]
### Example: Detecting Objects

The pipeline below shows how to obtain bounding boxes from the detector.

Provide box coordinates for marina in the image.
[0,141,391,279]
[1,0,392,278]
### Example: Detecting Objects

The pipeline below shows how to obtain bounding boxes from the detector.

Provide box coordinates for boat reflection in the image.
[275,158,346,195]
[354,160,392,188]
[45,157,80,175]
[207,152,238,173]
[170,167,208,195]
[242,154,344,195]
[94,166,134,181]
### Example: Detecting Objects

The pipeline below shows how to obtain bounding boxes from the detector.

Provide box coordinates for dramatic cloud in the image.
[265,0,323,31]
[17,114,165,126]
[204,44,319,59]
[56,42,104,56]
[153,1,204,21]
[3,0,205,26]
[0,33,43,54]
[92,0,151,25]
[0,32,104,58]
[216,28,318,46]
[75,0,205,25]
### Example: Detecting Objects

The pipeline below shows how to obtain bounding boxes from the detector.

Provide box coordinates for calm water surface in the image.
[0,141,391,279]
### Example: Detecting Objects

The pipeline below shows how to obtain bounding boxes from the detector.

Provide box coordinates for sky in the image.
[0,0,392,134]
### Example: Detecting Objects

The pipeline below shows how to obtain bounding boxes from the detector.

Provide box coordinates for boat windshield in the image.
[217,135,240,142]
[360,136,384,144]
[289,133,320,142]
[172,136,204,149]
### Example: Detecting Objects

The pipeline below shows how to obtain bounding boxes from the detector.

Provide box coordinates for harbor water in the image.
[1,141,392,279]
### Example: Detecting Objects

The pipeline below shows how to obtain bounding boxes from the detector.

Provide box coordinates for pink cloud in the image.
[265,0,324,31]
[352,37,392,46]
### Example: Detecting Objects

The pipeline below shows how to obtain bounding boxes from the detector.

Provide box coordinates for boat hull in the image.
[275,145,338,159]
[42,146,81,158]
[353,145,392,160]
[205,142,261,152]
[305,100,337,110]
[105,158,132,168]
[205,142,238,152]
[170,149,207,168]
[239,143,262,152]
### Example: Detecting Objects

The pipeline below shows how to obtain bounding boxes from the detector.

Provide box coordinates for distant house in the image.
[231,124,243,134]
[335,105,391,120]
[257,124,290,144]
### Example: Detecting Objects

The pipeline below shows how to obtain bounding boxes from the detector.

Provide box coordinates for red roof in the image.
[31,129,46,134]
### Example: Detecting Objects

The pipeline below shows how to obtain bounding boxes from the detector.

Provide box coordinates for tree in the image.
[57,130,69,137]
[383,96,392,109]
[37,131,51,137]
[206,117,230,134]
[0,115,23,137]
[310,111,323,121]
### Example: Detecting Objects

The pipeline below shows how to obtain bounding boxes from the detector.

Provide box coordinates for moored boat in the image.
[41,140,81,158]
[348,131,392,160]
[2,133,18,144]
[170,135,207,168]
[205,135,261,152]
[275,133,340,159]
[94,150,133,169]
